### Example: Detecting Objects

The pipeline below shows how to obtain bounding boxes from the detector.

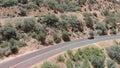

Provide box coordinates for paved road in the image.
[0,35,120,68]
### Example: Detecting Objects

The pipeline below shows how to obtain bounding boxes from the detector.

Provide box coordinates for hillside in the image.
[0,0,120,61]
[32,40,120,68]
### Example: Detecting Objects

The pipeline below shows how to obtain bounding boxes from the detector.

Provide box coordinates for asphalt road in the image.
[0,35,120,68]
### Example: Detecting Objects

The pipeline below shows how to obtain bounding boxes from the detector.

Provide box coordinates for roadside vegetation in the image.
[0,0,119,60]
[39,42,120,68]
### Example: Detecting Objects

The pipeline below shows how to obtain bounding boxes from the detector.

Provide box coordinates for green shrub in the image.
[34,24,46,34]
[23,3,38,9]
[81,59,91,68]
[78,0,87,5]
[53,33,61,44]
[10,45,19,54]
[44,0,80,12]
[41,61,53,68]
[96,22,107,35]
[75,62,81,68]
[43,14,59,27]
[107,59,116,68]
[1,0,18,7]
[18,0,28,4]
[9,38,26,47]
[41,61,59,68]
[90,55,105,68]
[32,0,43,6]
[85,16,94,28]
[67,50,74,60]
[46,39,53,45]
[88,0,97,4]
[107,45,120,64]
[73,51,80,62]
[52,64,59,68]
[14,41,26,47]
[0,24,17,40]
[0,42,10,48]
[19,9,27,16]
[80,47,105,68]
[103,10,110,16]
[66,59,73,68]
[57,55,65,62]
[62,30,70,42]
[36,32,46,44]
[20,18,36,32]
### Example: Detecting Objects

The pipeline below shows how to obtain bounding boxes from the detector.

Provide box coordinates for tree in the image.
[53,33,61,44]
[57,55,65,62]
[36,32,46,45]
[66,59,73,68]
[107,59,116,68]
[43,14,59,27]
[1,0,18,7]
[18,0,28,4]
[62,30,70,42]
[21,18,36,32]
[85,16,94,28]
[0,24,17,40]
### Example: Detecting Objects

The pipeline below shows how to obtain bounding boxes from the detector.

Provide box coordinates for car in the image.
[88,36,94,39]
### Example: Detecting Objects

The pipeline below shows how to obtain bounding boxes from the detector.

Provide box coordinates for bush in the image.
[96,22,107,35]
[32,0,43,6]
[10,45,19,54]
[62,30,70,42]
[67,50,74,60]
[23,3,38,9]
[90,55,105,68]
[1,0,18,7]
[19,9,27,16]
[107,45,120,64]
[73,51,80,62]
[36,32,46,44]
[46,39,53,45]
[57,55,65,62]
[53,33,61,44]
[14,41,26,47]
[85,16,94,28]
[66,59,73,68]
[41,61,53,68]
[81,59,91,68]
[74,62,81,68]
[18,0,28,4]
[78,0,87,5]
[0,42,10,48]
[41,61,59,68]
[20,18,36,33]
[0,24,17,40]
[43,14,59,27]
[103,10,110,16]
[107,59,116,68]
[80,47,105,68]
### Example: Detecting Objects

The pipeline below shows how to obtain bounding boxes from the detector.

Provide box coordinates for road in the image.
[0,35,120,68]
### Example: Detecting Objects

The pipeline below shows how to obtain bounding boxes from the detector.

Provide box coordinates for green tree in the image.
[0,24,17,40]
[66,59,73,68]
[21,18,36,32]
[107,59,116,68]
[57,55,65,62]
[53,33,61,44]
[62,30,70,42]
[43,14,59,27]
[1,0,18,7]
[36,32,46,45]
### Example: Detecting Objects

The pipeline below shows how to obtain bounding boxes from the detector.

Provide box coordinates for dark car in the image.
[88,30,94,39]
[88,36,94,39]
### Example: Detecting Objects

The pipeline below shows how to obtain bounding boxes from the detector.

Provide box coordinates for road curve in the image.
[0,35,120,68]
